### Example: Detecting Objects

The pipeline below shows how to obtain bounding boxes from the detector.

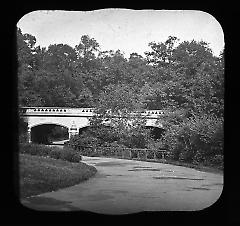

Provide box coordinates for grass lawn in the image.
[19,153,97,198]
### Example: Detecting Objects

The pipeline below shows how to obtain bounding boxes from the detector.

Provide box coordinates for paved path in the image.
[22,156,223,214]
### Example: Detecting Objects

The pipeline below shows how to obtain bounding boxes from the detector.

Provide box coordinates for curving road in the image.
[22,155,223,214]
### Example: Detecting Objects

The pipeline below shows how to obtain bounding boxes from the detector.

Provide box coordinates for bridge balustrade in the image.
[19,107,95,116]
[19,107,164,117]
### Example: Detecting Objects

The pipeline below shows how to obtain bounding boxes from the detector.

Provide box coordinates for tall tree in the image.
[44,44,77,73]
[17,28,44,106]
[145,36,179,67]
[75,35,100,73]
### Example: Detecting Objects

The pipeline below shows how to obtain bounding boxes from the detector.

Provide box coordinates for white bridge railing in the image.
[19,107,164,118]
[19,107,94,115]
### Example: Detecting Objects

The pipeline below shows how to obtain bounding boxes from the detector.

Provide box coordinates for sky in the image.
[17,9,224,58]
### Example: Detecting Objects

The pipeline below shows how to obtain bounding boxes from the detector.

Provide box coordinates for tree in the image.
[88,83,152,148]
[172,40,215,78]
[145,36,179,67]
[75,35,100,73]
[17,28,36,67]
[95,50,130,88]
[144,37,224,117]
[17,28,44,106]
[44,44,77,74]
[127,53,158,87]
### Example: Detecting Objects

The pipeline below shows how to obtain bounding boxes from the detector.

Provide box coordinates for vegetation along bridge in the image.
[19,107,165,143]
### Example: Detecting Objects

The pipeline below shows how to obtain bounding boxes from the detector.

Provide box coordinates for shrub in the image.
[69,134,101,150]
[73,141,130,158]
[204,154,224,169]
[19,133,28,143]
[75,146,101,157]
[121,149,132,158]
[19,143,82,163]
[60,151,82,162]
[119,129,152,149]
[100,142,127,157]
[61,146,82,162]
[19,143,51,156]
[161,114,223,167]
[147,140,165,150]
[49,148,62,159]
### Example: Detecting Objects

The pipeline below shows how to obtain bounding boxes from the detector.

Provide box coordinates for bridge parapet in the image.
[19,107,95,116]
[143,110,164,117]
[19,107,164,118]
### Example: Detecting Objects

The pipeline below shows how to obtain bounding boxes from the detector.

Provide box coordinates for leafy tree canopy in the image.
[17,28,224,119]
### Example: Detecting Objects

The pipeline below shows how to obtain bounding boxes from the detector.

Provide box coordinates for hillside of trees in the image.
[17,28,224,168]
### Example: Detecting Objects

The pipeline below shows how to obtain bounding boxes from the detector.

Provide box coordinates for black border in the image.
[2,1,237,225]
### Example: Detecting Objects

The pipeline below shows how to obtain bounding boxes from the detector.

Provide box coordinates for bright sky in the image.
[17,9,224,58]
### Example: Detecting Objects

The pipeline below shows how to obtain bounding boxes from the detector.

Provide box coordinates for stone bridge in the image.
[19,107,165,143]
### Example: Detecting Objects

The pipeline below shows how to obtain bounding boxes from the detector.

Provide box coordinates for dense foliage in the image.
[18,28,224,168]
[161,114,223,168]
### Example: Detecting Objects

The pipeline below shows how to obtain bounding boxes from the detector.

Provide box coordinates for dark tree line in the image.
[18,28,224,168]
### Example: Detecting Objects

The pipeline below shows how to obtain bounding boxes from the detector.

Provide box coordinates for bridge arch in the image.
[30,123,69,144]
[78,126,90,135]
[145,125,165,140]
[30,122,70,130]
[78,124,113,135]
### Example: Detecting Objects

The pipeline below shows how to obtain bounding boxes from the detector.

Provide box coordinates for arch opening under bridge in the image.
[30,123,69,144]
[145,126,165,140]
